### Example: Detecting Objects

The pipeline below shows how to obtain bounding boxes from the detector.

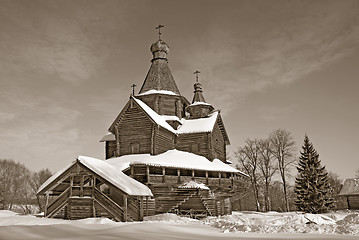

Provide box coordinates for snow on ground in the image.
[203,211,359,235]
[0,210,358,240]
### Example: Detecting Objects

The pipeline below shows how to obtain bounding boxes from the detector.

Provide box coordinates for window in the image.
[131,142,140,154]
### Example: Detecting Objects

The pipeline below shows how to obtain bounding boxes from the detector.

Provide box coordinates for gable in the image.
[108,97,176,135]
[37,156,153,197]
[176,112,230,145]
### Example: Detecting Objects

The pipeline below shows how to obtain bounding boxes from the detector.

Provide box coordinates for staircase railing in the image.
[94,188,124,222]
[46,187,70,218]
[168,192,197,213]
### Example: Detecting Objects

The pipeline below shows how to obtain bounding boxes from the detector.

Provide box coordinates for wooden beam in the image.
[146,196,149,217]
[219,172,221,186]
[151,124,155,155]
[44,192,50,217]
[130,165,134,178]
[162,167,166,183]
[139,197,144,220]
[115,123,120,157]
[177,169,181,184]
[146,165,150,183]
[230,173,234,187]
[206,171,209,185]
[80,175,84,197]
[70,176,73,197]
[123,195,128,222]
[192,170,195,180]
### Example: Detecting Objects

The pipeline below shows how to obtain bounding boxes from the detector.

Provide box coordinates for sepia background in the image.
[0,0,358,179]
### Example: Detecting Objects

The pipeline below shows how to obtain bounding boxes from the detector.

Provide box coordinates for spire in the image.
[138,26,181,95]
[186,73,214,119]
[192,71,206,103]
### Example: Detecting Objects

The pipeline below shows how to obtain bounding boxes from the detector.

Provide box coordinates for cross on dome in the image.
[193,70,201,83]
[131,84,137,96]
[156,25,164,40]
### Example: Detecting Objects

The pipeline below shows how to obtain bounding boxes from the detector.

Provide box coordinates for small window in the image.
[131,142,140,154]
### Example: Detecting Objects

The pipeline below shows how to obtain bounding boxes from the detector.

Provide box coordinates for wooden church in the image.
[37,29,247,221]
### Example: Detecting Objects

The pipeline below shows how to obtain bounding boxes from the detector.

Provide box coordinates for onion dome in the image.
[150,40,169,60]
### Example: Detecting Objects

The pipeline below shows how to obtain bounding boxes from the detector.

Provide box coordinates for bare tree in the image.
[30,169,52,212]
[235,139,262,211]
[258,139,277,211]
[269,129,296,212]
[356,168,359,179]
[0,159,30,210]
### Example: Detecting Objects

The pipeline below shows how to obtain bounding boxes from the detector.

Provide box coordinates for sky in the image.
[0,0,358,179]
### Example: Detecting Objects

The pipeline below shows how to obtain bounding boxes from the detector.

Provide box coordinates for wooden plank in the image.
[124,195,128,222]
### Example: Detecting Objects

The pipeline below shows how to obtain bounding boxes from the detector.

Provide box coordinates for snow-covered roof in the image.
[138,90,178,96]
[37,162,74,195]
[177,112,218,134]
[133,97,177,134]
[339,178,359,196]
[189,101,212,107]
[37,156,153,197]
[106,149,244,174]
[99,132,115,142]
[178,181,210,190]
[78,156,153,196]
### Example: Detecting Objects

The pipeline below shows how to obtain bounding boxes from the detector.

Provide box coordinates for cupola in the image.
[186,80,214,119]
[150,40,169,61]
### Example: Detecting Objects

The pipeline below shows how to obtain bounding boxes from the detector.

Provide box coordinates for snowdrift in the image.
[0,210,358,239]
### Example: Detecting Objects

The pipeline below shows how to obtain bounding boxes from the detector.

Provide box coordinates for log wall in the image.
[67,197,93,220]
[118,104,153,156]
[137,94,187,118]
[175,132,209,159]
[211,122,226,162]
[347,196,359,209]
[105,141,116,159]
[153,128,175,154]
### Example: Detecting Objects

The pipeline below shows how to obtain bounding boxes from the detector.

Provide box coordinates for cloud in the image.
[179,1,359,113]
[0,1,125,85]
[0,88,82,170]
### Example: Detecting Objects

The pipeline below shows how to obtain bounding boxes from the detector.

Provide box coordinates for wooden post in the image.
[123,195,128,222]
[151,125,155,155]
[70,176,73,197]
[192,170,195,180]
[139,197,144,220]
[92,176,96,217]
[347,196,351,209]
[44,192,50,217]
[205,171,209,185]
[219,172,221,186]
[146,196,149,217]
[130,165,134,178]
[230,173,234,187]
[177,169,181,183]
[162,167,166,183]
[146,165,150,183]
[80,175,84,197]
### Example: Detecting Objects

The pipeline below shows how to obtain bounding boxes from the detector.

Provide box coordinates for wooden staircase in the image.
[93,188,125,222]
[167,192,197,213]
[46,188,70,218]
[198,192,216,216]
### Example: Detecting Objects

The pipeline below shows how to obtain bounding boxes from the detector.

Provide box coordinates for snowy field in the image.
[0,210,358,240]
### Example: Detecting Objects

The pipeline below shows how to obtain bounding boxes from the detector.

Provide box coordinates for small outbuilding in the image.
[338,178,359,210]
[37,156,153,221]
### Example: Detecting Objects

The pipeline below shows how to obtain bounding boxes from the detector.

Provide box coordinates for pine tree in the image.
[294,135,334,213]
